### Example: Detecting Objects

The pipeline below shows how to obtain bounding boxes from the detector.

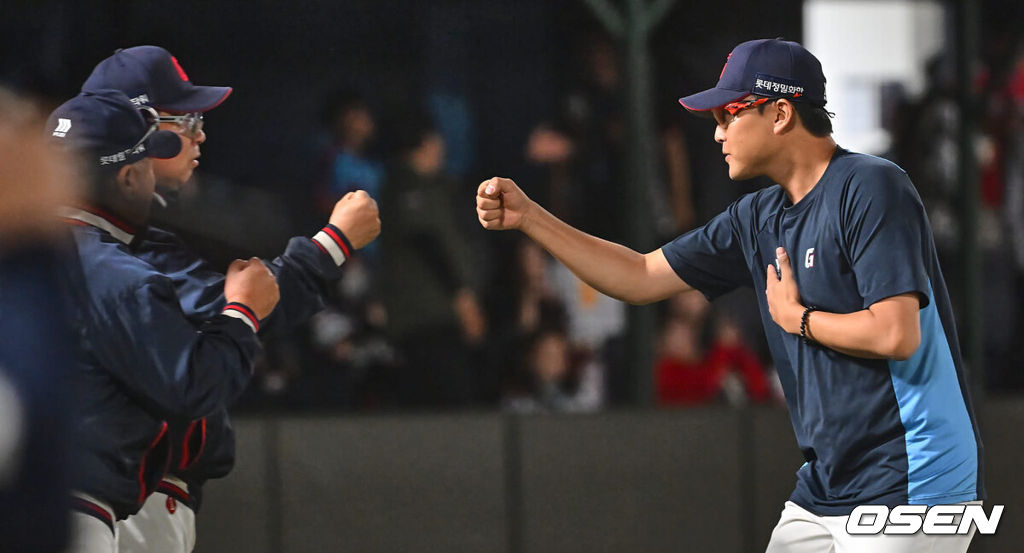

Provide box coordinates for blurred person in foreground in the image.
[69,46,380,553]
[380,116,486,407]
[0,86,77,553]
[477,39,982,552]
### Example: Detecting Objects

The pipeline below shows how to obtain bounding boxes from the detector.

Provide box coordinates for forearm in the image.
[117,312,260,419]
[767,249,921,360]
[520,203,683,304]
[261,236,337,334]
[479,176,691,303]
[803,309,899,359]
[786,305,919,360]
[182,318,262,413]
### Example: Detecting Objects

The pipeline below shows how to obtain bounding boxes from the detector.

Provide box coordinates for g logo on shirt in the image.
[804,248,815,269]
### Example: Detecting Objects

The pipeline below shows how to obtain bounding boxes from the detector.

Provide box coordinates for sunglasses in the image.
[156,112,204,138]
[722,97,777,116]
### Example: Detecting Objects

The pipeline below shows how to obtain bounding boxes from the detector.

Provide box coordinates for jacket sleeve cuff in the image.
[222,302,260,333]
[310,224,354,267]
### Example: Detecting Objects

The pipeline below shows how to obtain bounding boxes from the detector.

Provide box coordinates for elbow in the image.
[620,289,659,306]
[890,341,920,361]
[623,294,648,306]
[886,330,921,361]
[180,370,247,419]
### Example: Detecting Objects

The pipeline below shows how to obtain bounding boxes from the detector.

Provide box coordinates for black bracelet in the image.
[800,306,818,344]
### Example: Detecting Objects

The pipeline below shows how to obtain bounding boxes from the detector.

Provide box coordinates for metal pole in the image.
[955,0,983,402]
[623,0,658,405]
[581,0,676,406]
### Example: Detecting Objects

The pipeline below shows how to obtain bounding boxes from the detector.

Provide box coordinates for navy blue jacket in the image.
[65,208,349,518]
[132,223,348,508]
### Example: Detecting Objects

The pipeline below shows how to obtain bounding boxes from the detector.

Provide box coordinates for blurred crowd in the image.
[5,33,1024,418]
[147,32,1024,413]
[3,7,1022,551]
[883,43,1024,391]
[190,33,782,414]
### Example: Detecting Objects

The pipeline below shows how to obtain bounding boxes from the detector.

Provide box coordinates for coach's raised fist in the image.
[329,190,381,249]
[476,177,534,231]
[224,257,280,320]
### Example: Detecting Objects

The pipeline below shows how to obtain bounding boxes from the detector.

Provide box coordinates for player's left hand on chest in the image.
[765,246,803,333]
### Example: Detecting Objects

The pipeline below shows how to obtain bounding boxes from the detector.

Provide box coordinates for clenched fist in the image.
[224,257,280,320]
[328,190,381,249]
[476,177,534,231]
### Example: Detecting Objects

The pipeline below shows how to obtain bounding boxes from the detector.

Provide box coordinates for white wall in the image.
[804,0,945,154]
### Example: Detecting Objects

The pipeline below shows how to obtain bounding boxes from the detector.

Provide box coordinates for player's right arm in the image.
[238,190,379,335]
[476,177,693,304]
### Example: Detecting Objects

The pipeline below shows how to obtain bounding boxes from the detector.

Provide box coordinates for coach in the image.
[476,38,984,553]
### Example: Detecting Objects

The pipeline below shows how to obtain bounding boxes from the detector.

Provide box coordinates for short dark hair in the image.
[792,102,833,137]
[757,98,833,137]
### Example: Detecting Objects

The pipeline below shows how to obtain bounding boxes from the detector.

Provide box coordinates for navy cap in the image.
[679,39,827,112]
[46,89,181,169]
[82,46,232,114]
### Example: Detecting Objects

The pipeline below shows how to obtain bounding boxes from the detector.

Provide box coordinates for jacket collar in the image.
[62,207,138,245]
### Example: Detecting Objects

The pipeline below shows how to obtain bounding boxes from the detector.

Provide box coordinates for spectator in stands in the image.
[1006,43,1024,281]
[318,91,383,206]
[317,91,384,271]
[503,328,603,413]
[520,31,624,243]
[655,119,699,239]
[655,293,771,406]
[380,115,486,407]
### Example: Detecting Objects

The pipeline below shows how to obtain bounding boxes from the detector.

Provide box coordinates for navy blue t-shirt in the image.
[662,148,984,516]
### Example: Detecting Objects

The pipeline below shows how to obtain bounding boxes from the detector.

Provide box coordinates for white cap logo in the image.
[52,118,72,138]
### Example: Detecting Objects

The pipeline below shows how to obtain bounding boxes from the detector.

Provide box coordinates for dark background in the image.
[4,0,1024,399]
[4,0,1022,214]
[4,2,1024,551]
[3,0,807,224]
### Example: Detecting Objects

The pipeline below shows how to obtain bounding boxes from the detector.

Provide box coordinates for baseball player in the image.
[476,38,983,553]
[77,46,381,553]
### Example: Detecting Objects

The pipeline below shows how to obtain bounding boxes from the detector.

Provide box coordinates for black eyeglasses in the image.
[156,112,204,138]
